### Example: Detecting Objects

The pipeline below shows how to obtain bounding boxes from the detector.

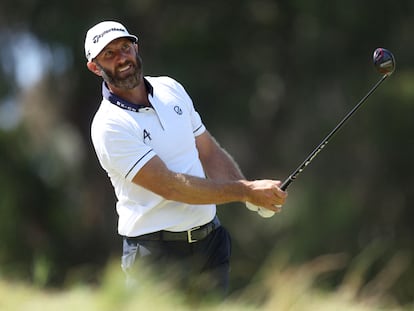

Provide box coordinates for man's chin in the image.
[111,75,140,89]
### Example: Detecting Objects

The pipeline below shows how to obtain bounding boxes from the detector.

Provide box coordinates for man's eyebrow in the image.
[103,39,131,52]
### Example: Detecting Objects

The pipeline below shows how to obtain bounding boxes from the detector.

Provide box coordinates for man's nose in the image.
[115,49,130,63]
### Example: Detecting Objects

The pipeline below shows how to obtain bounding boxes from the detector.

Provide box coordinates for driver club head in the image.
[373,48,395,76]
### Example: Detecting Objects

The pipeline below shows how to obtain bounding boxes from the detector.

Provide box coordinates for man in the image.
[85,21,287,297]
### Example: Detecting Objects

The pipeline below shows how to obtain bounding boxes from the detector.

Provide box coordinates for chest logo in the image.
[143,129,152,141]
[174,105,183,115]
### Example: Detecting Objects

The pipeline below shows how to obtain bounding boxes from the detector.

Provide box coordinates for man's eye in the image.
[122,44,131,52]
[104,51,114,58]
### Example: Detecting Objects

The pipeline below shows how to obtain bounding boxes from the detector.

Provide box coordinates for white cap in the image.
[84,21,138,61]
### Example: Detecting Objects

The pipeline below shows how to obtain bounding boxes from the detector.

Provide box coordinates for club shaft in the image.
[280,74,389,191]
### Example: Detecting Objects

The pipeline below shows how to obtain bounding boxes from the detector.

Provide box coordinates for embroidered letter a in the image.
[143,129,152,141]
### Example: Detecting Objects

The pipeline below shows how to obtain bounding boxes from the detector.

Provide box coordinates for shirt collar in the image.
[102,77,154,112]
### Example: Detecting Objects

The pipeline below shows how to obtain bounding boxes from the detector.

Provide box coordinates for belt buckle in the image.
[187,226,201,243]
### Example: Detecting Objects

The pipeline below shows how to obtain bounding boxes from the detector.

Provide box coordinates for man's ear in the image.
[87,61,102,76]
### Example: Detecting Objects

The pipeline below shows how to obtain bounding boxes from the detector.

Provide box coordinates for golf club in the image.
[280,48,395,191]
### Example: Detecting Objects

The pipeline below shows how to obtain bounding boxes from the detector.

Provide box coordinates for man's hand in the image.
[244,179,287,218]
[244,179,287,210]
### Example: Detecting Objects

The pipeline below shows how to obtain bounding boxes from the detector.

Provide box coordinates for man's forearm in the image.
[132,156,249,204]
[196,132,245,181]
[163,171,249,204]
[203,147,245,180]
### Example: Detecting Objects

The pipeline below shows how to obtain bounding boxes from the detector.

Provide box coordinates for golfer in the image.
[85,20,287,297]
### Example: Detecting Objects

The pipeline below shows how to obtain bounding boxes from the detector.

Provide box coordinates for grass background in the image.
[1,254,412,311]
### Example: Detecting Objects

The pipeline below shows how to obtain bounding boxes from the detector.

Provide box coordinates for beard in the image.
[95,54,143,90]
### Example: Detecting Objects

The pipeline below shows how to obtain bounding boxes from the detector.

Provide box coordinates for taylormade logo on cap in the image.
[92,27,126,43]
[84,21,138,61]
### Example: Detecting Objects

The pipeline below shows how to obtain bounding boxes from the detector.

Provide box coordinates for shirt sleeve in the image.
[91,112,157,182]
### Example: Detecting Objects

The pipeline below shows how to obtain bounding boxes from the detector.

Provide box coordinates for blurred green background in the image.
[0,0,413,306]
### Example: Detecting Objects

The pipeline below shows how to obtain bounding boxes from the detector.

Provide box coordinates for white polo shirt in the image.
[91,76,216,237]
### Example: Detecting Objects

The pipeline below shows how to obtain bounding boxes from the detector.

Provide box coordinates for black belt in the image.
[126,216,221,243]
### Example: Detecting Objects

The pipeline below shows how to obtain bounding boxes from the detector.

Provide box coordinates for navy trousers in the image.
[121,224,232,298]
